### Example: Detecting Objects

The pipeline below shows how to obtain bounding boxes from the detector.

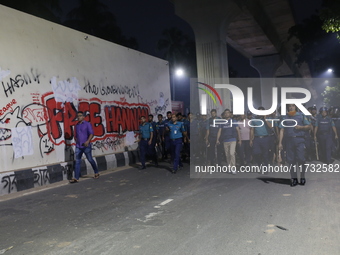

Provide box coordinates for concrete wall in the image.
[0,5,171,195]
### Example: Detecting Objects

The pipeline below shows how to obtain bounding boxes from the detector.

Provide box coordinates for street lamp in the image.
[327,68,333,73]
[175,68,184,77]
[172,68,185,101]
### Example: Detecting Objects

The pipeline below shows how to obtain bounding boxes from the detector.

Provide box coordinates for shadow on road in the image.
[257,177,291,185]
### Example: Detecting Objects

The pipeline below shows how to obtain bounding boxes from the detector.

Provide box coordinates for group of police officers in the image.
[138,104,340,186]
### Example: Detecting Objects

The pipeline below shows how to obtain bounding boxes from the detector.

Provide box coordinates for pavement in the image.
[0,160,340,255]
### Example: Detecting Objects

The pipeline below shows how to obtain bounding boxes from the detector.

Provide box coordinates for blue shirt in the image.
[250,119,269,136]
[219,119,238,142]
[75,120,94,148]
[168,121,185,139]
[139,122,153,139]
[164,118,172,136]
[156,121,166,136]
[207,117,221,138]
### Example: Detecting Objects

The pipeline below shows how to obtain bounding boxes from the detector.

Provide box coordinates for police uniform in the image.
[206,116,221,164]
[279,112,310,185]
[149,120,158,165]
[315,112,335,164]
[139,122,153,168]
[251,118,271,166]
[163,118,172,158]
[331,107,340,159]
[156,120,166,158]
[168,121,186,173]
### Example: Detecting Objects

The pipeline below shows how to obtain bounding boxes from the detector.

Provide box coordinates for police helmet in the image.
[319,107,328,114]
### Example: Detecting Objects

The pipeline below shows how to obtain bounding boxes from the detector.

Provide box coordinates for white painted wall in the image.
[0,5,171,172]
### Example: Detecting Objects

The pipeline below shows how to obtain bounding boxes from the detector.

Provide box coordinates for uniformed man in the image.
[137,116,154,170]
[167,114,187,173]
[314,107,338,164]
[163,111,173,159]
[236,112,252,166]
[148,114,158,166]
[330,106,340,159]
[278,104,311,186]
[250,107,273,168]
[156,114,166,159]
[205,109,221,164]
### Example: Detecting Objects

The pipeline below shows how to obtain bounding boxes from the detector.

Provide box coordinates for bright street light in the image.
[327,68,333,73]
[175,68,184,77]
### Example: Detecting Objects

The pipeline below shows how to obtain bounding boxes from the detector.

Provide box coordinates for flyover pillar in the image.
[250,54,283,110]
[172,0,241,115]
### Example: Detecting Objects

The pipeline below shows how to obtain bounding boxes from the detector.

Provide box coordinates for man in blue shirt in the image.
[216,109,241,171]
[156,114,166,159]
[278,104,311,186]
[250,107,273,167]
[148,114,158,166]
[71,111,99,183]
[314,107,338,164]
[163,111,173,159]
[330,106,340,159]
[205,109,221,165]
[167,114,187,173]
[137,116,154,170]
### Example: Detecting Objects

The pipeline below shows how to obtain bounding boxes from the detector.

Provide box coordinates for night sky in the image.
[59,0,326,110]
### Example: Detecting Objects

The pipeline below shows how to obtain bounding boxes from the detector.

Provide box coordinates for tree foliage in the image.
[0,0,61,22]
[65,0,138,49]
[288,15,340,75]
[157,27,197,77]
[322,82,340,106]
[320,0,340,39]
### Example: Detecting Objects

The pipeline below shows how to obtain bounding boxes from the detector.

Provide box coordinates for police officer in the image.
[278,104,311,186]
[156,114,166,159]
[330,106,340,159]
[250,107,273,168]
[314,107,338,164]
[236,112,252,166]
[205,109,221,164]
[137,116,154,170]
[148,114,159,166]
[163,111,173,160]
[167,114,187,173]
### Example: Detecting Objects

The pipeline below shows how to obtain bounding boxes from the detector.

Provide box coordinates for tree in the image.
[288,15,340,76]
[157,27,197,77]
[322,82,340,106]
[0,0,62,23]
[64,0,138,49]
[320,0,340,39]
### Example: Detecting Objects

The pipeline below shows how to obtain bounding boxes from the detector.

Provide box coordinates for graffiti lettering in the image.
[1,69,41,97]
[1,174,16,194]
[83,82,140,98]
[0,99,17,116]
[42,94,149,146]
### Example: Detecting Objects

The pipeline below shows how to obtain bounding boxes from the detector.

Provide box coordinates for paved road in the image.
[0,161,340,255]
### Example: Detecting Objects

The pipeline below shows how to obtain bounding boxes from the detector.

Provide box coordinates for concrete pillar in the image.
[250,54,282,109]
[172,0,241,115]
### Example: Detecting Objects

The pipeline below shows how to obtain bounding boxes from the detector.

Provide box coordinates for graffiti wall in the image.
[0,5,171,173]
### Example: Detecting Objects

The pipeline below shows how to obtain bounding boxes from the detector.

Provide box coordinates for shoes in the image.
[300,178,306,185]
[139,166,146,170]
[171,169,177,174]
[69,178,79,184]
[93,173,100,179]
[290,178,298,187]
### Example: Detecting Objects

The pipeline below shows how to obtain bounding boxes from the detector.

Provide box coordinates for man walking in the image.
[71,111,99,183]
[137,116,154,170]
